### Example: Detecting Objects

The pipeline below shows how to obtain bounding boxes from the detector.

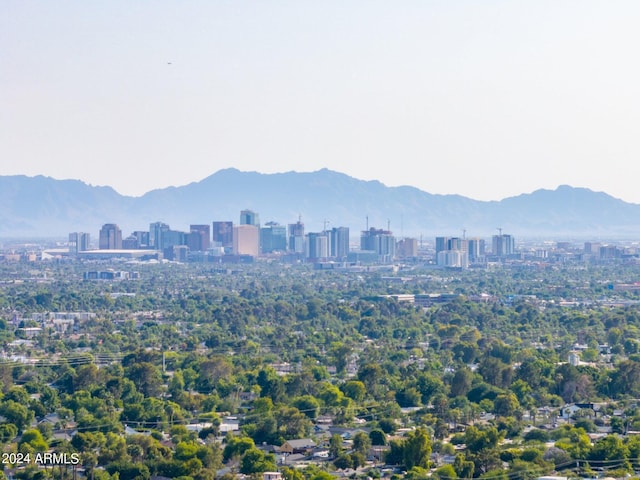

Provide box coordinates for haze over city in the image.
[3,2,640,202]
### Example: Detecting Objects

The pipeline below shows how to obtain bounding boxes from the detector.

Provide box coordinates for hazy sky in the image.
[3,1,640,201]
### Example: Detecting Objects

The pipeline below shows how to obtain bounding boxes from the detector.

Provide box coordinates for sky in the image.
[2,1,640,202]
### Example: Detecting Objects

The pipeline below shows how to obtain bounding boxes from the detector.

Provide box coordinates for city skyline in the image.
[73,215,522,268]
[3,2,640,202]
[1,169,640,239]
[63,216,640,268]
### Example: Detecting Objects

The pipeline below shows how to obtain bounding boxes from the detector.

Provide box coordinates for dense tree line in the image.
[1,260,640,478]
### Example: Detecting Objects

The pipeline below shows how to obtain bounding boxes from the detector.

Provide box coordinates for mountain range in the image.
[1,168,639,239]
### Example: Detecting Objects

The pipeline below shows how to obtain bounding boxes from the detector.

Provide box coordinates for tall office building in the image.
[288,220,305,254]
[329,227,350,259]
[68,232,90,254]
[212,221,233,248]
[169,245,189,263]
[492,234,515,257]
[435,237,449,256]
[261,222,287,253]
[435,235,469,266]
[122,235,139,249]
[361,228,396,263]
[600,245,620,260]
[188,225,211,252]
[132,231,150,248]
[162,230,187,252]
[149,221,187,254]
[437,249,469,268]
[361,228,379,251]
[99,224,122,250]
[584,242,602,255]
[149,222,170,250]
[233,224,259,256]
[467,238,486,261]
[447,237,468,253]
[240,209,260,227]
[306,232,330,261]
[397,238,418,258]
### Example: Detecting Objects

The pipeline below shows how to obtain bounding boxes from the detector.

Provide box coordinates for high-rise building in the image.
[122,236,139,249]
[162,230,187,252]
[240,209,260,227]
[149,222,170,250]
[435,235,470,266]
[600,245,620,260]
[188,225,211,252]
[261,222,287,253]
[329,227,350,259]
[361,228,395,263]
[467,238,485,261]
[233,224,259,256]
[149,222,188,256]
[492,234,515,257]
[396,238,418,258]
[68,232,90,254]
[169,245,189,263]
[584,242,602,254]
[98,224,122,250]
[437,249,469,268]
[306,232,330,261]
[212,221,233,248]
[447,237,468,253]
[132,231,150,248]
[435,237,449,256]
[288,220,305,254]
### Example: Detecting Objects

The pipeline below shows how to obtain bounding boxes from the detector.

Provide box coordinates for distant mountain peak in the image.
[0,171,639,237]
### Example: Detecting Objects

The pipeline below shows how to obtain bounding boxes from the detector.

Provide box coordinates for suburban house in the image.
[279,438,317,454]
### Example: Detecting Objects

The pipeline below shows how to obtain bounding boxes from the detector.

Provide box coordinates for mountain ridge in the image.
[0,169,638,238]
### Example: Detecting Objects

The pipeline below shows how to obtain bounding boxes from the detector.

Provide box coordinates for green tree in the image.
[0,400,33,432]
[555,427,591,459]
[494,393,520,417]
[334,453,353,470]
[369,428,387,446]
[403,427,431,470]
[610,360,640,397]
[396,387,422,407]
[291,395,320,420]
[18,429,48,453]
[257,368,285,403]
[464,426,503,454]
[317,383,345,407]
[275,405,313,439]
[479,356,512,388]
[405,466,430,480]
[450,367,473,397]
[105,461,150,480]
[98,432,128,465]
[126,362,163,398]
[223,435,255,461]
[239,447,277,474]
[464,425,504,475]
[282,466,305,480]
[453,453,475,478]
[341,380,366,402]
[329,434,344,458]
[0,423,18,443]
[385,439,405,466]
[353,431,372,457]
[589,435,629,465]
[434,464,457,480]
